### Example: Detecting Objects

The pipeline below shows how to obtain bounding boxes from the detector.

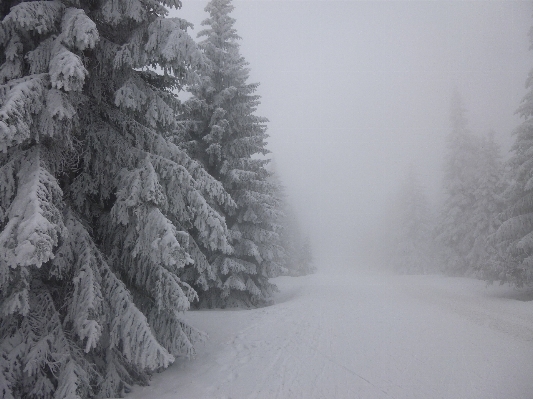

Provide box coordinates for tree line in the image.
[387,82,533,287]
[0,0,312,398]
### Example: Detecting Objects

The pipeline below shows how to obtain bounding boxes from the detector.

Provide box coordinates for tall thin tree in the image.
[182,0,284,307]
[468,131,505,275]
[492,25,533,285]
[436,91,479,275]
[390,165,433,274]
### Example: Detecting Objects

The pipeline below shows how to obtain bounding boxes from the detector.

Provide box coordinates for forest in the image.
[383,89,528,283]
[0,0,312,397]
[1,0,533,398]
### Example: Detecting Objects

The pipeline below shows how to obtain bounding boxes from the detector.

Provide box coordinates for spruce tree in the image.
[390,166,433,274]
[181,0,284,307]
[468,131,505,275]
[0,1,234,397]
[265,163,315,277]
[274,191,316,276]
[278,202,315,276]
[278,203,300,276]
[492,30,533,285]
[296,235,315,275]
[436,91,479,275]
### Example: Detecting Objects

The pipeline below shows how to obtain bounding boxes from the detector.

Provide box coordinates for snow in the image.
[127,267,533,399]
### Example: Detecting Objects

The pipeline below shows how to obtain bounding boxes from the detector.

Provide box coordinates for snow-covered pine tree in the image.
[491,29,533,285]
[180,0,284,307]
[436,91,479,275]
[278,203,300,276]
[390,165,434,274]
[467,131,506,275]
[0,1,235,398]
[265,162,315,276]
[296,235,315,275]
[263,161,315,277]
[277,198,315,276]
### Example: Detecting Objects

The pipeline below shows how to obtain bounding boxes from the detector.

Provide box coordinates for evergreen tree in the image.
[278,203,300,276]
[436,91,479,275]
[296,235,315,275]
[468,131,506,275]
[491,30,533,285]
[181,0,284,307]
[278,202,316,276]
[390,165,434,274]
[265,163,315,277]
[0,1,235,397]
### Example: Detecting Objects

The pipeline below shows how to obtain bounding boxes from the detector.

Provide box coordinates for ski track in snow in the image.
[127,269,533,399]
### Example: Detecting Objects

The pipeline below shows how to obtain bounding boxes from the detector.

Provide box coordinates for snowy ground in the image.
[127,268,533,399]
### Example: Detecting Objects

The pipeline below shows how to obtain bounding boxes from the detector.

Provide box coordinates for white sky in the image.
[171,1,533,266]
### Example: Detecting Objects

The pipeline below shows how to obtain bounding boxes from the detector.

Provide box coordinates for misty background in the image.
[173,0,532,268]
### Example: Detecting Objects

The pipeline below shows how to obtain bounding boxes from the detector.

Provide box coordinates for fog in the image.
[174,0,532,269]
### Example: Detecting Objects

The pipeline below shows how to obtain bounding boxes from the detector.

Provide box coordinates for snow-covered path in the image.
[128,269,533,399]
